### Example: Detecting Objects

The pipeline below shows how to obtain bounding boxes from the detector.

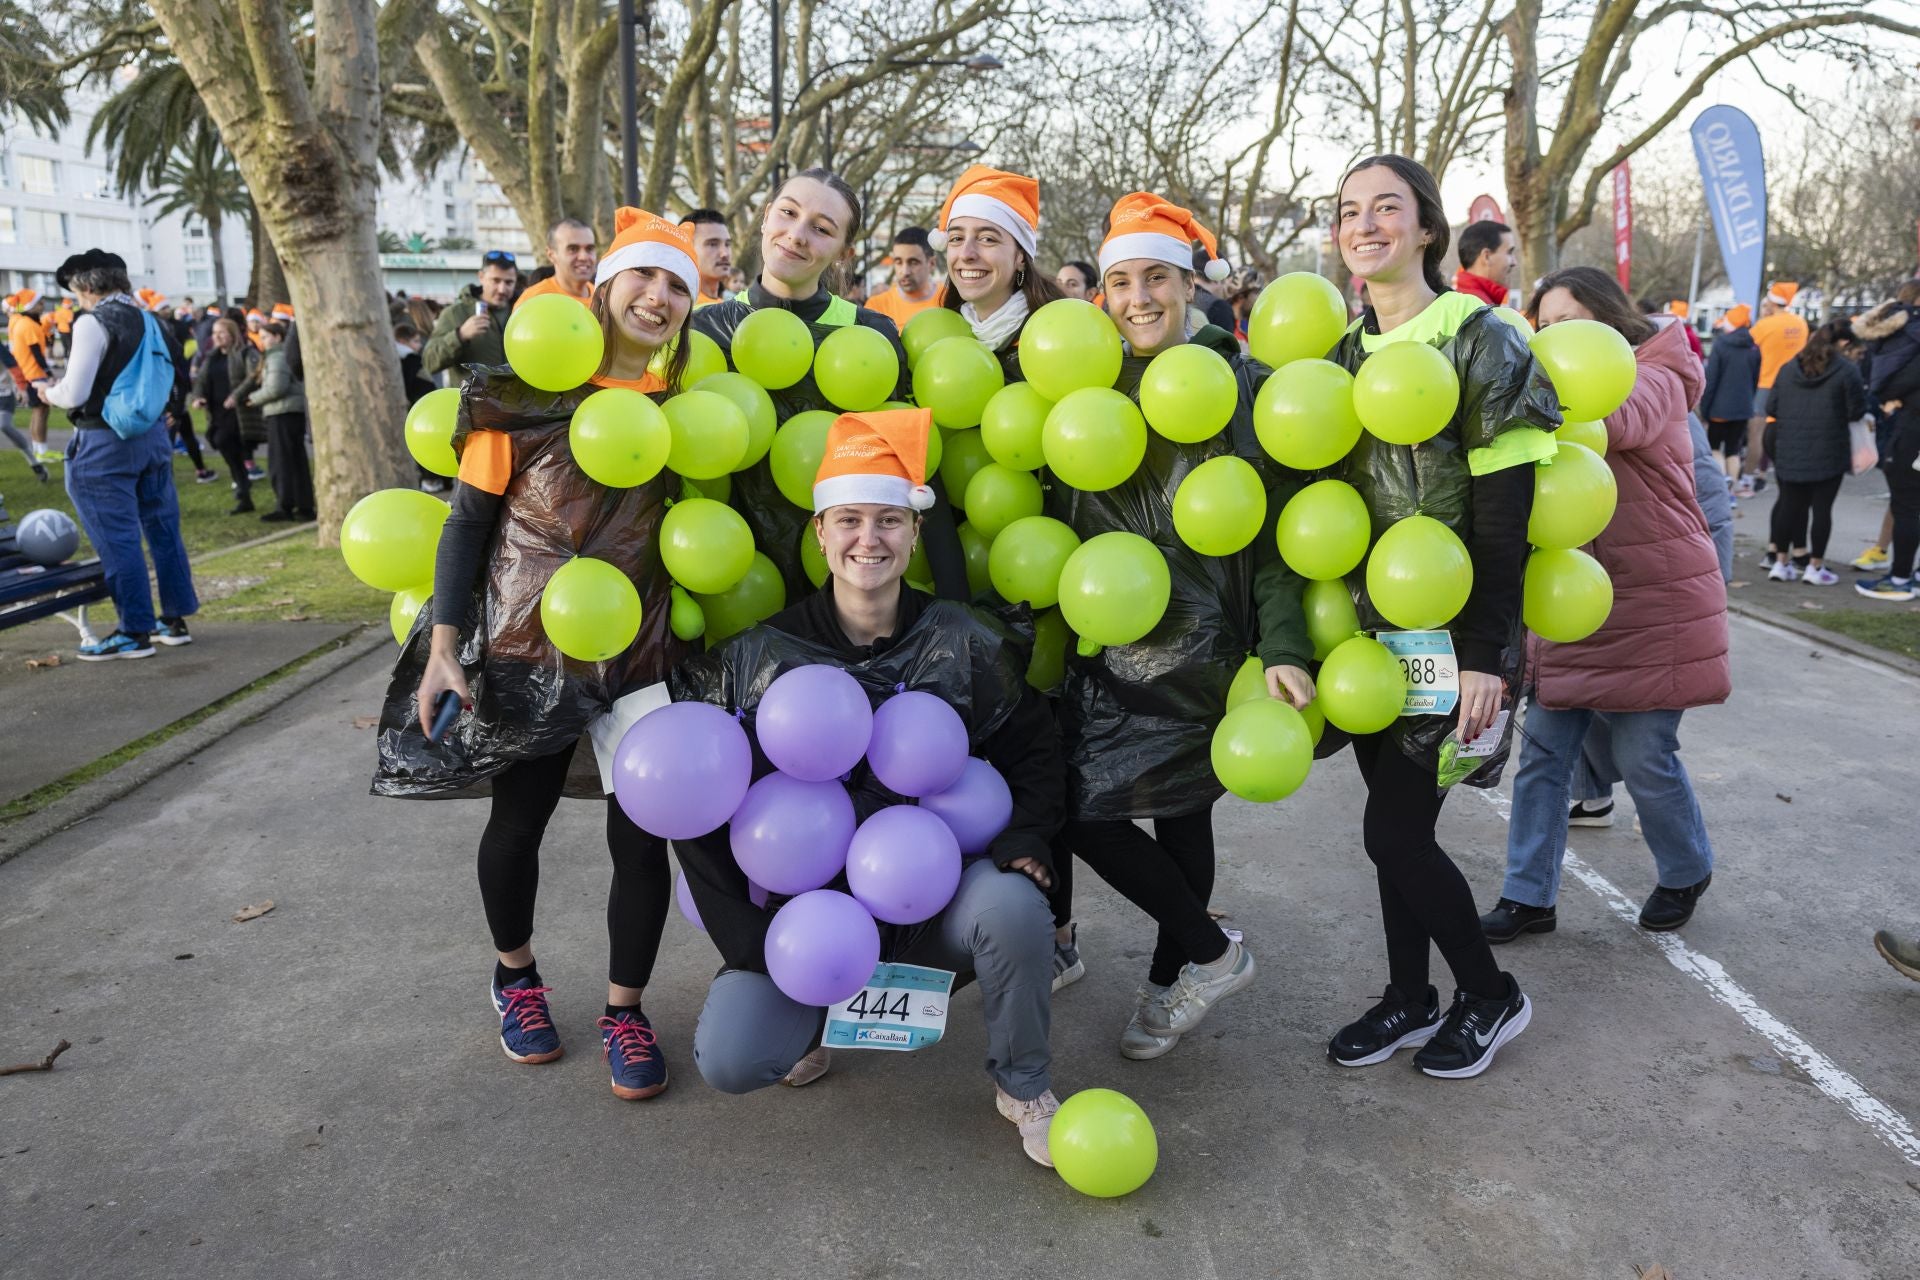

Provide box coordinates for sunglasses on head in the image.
[482,250,518,267]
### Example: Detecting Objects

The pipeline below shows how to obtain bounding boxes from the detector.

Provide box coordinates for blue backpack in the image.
[102,309,175,440]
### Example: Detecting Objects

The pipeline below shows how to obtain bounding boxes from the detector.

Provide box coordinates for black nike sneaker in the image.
[1413,974,1531,1079]
[1328,984,1441,1067]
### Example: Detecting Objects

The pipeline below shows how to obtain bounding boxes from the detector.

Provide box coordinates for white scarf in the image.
[961,292,1029,352]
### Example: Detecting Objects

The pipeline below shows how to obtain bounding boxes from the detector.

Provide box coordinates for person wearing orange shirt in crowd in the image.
[680,208,732,306]
[6,289,58,464]
[1741,280,1810,496]
[244,308,269,351]
[864,227,944,329]
[1452,220,1517,307]
[514,218,598,309]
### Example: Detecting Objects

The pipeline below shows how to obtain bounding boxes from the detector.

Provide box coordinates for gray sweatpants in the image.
[694,857,1055,1100]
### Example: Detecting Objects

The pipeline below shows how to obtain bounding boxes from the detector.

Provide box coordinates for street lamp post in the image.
[619,0,639,205]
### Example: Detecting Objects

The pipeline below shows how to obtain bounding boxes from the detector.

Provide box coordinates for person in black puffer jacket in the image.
[1763,322,1866,585]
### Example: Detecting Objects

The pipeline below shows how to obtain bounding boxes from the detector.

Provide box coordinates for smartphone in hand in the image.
[427,688,463,743]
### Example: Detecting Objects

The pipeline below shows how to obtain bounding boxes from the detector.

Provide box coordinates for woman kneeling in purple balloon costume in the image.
[667,407,1068,1167]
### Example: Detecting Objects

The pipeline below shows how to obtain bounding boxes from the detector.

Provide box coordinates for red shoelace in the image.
[597,1014,658,1066]
[501,984,555,1033]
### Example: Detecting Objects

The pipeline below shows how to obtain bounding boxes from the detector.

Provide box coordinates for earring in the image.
[1014,266,1026,287]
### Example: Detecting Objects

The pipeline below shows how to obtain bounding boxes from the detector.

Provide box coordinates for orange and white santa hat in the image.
[595,206,700,300]
[1099,192,1230,283]
[205,305,223,317]
[5,288,38,311]
[1766,281,1799,307]
[272,302,295,321]
[813,408,937,514]
[245,309,266,326]
[1718,304,1752,330]
[927,166,1039,259]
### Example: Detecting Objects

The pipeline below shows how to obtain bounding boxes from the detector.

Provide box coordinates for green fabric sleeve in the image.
[1467,426,1559,476]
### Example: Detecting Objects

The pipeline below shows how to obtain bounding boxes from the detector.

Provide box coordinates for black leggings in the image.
[1063,811,1228,988]
[1351,732,1504,1001]
[206,416,251,502]
[1768,475,1844,560]
[169,413,206,469]
[476,742,670,989]
[1889,445,1920,580]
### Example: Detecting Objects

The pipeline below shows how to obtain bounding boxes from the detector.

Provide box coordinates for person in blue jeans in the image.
[33,248,198,661]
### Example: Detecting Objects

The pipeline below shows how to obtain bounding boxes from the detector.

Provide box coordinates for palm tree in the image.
[145,123,250,305]
[0,0,68,134]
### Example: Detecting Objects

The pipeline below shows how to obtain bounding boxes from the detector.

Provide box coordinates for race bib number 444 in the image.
[1377,629,1460,716]
[823,963,956,1052]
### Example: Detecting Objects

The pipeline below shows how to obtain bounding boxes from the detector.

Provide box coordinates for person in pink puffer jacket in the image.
[1480,266,1730,942]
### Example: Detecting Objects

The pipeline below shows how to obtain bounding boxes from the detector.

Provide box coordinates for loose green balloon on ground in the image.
[1531,318,1636,420]
[540,556,641,662]
[660,497,754,594]
[799,524,829,587]
[980,382,1053,471]
[571,387,671,488]
[1049,1088,1158,1198]
[1352,341,1460,446]
[1252,359,1363,470]
[662,389,749,480]
[694,551,786,645]
[340,488,450,592]
[902,306,973,367]
[1173,455,1266,556]
[1140,344,1236,443]
[1057,531,1171,648]
[504,293,605,391]
[957,521,992,598]
[1365,514,1473,630]
[913,336,1004,428]
[730,307,815,389]
[389,583,430,646]
[404,387,460,476]
[696,371,778,469]
[1557,418,1608,458]
[1275,479,1371,581]
[669,584,706,640]
[1303,577,1363,661]
[1026,606,1070,692]
[1524,546,1614,643]
[1528,439,1618,550]
[769,410,838,508]
[1246,272,1349,369]
[1227,655,1267,709]
[1042,387,1147,492]
[964,463,1044,540]
[814,324,900,411]
[1317,635,1407,735]
[653,329,728,386]
[988,515,1081,608]
[938,427,995,509]
[1212,697,1314,802]
[1019,298,1123,403]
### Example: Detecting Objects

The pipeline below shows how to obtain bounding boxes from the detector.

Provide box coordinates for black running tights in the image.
[1064,811,1228,988]
[1888,456,1920,580]
[1767,474,1843,560]
[476,743,669,989]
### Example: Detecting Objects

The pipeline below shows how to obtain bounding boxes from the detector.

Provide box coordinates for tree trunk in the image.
[247,196,288,308]
[209,209,230,305]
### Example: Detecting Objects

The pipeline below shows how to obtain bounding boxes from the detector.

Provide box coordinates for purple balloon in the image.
[747,877,770,908]
[866,690,969,797]
[919,757,1014,856]
[613,701,752,839]
[756,665,873,782]
[846,805,963,925]
[766,890,882,1006]
[674,871,704,931]
[728,771,857,895]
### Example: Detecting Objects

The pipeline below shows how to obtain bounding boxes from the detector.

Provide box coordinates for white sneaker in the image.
[1120,983,1181,1060]
[1802,565,1838,586]
[1766,561,1800,582]
[995,1086,1059,1167]
[781,1045,831,1087]
[1140,940,1256,1037]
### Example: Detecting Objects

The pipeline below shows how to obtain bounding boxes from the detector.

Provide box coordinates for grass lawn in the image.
[1798,606,1920,662]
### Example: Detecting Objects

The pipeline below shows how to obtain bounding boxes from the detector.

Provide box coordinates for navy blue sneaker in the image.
[597,1010,668,1099]
[491,976,563,1064]
[76,630,155,662]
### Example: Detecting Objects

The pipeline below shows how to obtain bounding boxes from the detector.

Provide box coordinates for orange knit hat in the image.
[272,302,295,320]
[1719,304,1752,329]
[595,206,700,299]
[1099,192,1229,283]
[927,165,1040,258]
[813,408,936,514]
[1766,281,1799,306]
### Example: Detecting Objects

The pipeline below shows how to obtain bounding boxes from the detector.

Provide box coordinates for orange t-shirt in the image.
[513,276,593,310]
[456,372,667,495]
[866,285,942,329]
[1752,310,1809,389]
[7,313,47,380]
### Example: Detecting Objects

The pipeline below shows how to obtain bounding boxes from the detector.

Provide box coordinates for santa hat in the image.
[272,302,295,321]
[1718,304,1752,330]
[205,305,223,316]
[927,166,1039,258]
[1766,281,1799,306]
[5,288,37,311]
[245,309,266,324]
[595,206,700,300]
[1098,192,1230,283]
[812,408,937,514]
[1668,300,1689,319]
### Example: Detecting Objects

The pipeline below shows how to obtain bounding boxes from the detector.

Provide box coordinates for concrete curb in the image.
[189,519,319,565]
[0,623,388,865]
[1725,595,1920,680]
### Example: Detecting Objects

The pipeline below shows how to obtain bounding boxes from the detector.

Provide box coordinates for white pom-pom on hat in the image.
[1204,257,1231,283]
[908,484,937,511]
[928,227,950,253]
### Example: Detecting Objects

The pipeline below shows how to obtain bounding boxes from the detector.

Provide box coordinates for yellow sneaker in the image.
[1850,545,1890,571]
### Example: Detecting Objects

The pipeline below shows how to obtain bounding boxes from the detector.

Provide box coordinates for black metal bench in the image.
[0,519,110,640]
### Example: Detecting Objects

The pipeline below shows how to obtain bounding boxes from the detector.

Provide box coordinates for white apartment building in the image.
[374,151,540,300]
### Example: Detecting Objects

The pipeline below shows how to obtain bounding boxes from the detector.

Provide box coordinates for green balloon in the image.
[907,538,932,593]
[662,389,748,479]
[696,371,779,468]
[1352,341,1460,446]
[340,488,449,592]
[1523,546,1614,643]
[1303,577,1362,661]
[731,307,814,389]
[1531,318,1636,420]
[1491,306,1534,336]
[669,584,706,641]
[1365,514,1473,630]
[389,583,430,646]
[964,463,1044,540]
[1026,606,1070,692]
[902,307,972,367]
[1048,1088,1158,1199]
[988,515,1081,608]
[769,410,838,508]
[1316,635,1406,735]
[1042,387,1147,492]
[798,524,829,587]
[1528,439,1618,550]
[1557,418,1608,458]
[540,555,641,662]
[1057,531,1171,648]
[694,551,786,645]
[681,473,731,503]
[1246,272,1348,369]
[404,387,460,477]
[1172,455,1266,556]
[938,427,995,509]
[1226,654,1266,709]
[1140,343,1236,443]
[570,387,671,488]
[1019,298,1124,403]
[1275,479,1370,581]
[655,329,729,386]
[957,521,992,598]
[814,324,900,411]
[1252,359,1363,470]
[980,382,1053,470]
[1211,698,1314,802]
[1299,698,1326,746]
[504,293,605,391]
[912,336,1004,428]
[660,497,754,594]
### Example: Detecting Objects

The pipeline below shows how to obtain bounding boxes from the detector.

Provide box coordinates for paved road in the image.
[4,610,1918,1278]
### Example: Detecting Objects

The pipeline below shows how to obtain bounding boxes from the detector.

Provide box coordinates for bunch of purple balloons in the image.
[612,664,1015,1006]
